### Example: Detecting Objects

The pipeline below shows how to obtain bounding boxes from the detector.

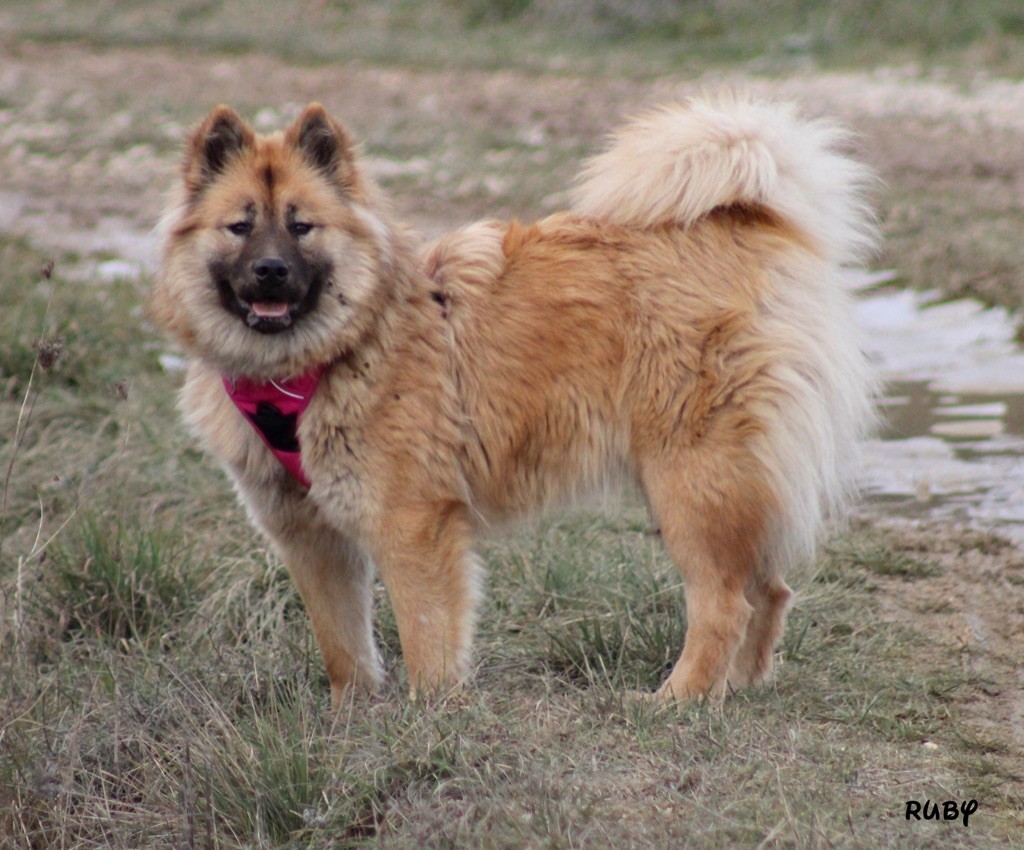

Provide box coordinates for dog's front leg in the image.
[371,500,480,698]
[236,480,384,707]
[273,527,382,707]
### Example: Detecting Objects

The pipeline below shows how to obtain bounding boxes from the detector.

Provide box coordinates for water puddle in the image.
[854,285,1024,542]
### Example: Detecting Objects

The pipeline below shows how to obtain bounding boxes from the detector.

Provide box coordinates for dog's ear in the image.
[285,103,362,195]
[183,106,255,194]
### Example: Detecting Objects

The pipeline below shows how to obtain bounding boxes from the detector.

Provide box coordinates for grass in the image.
[3,0,1024,77]
[36,516,201,647]
[1,236,1022,847]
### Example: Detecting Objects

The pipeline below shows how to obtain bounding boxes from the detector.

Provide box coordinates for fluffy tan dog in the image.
[151,94,876,705]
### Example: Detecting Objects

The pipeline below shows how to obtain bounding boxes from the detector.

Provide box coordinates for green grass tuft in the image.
[32,515,200,648]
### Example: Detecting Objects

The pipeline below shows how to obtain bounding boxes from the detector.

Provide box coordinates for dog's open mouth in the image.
[244,300,296,333]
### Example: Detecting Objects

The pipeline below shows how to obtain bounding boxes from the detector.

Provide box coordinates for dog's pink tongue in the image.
[251,302,289,318]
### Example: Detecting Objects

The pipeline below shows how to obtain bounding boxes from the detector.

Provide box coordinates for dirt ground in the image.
[2,36,1023,811]
[865,519,1024,800]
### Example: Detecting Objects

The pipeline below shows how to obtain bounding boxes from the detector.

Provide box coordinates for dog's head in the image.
[152,104,397,378]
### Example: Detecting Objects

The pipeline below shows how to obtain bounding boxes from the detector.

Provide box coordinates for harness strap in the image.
[222,366,325,488]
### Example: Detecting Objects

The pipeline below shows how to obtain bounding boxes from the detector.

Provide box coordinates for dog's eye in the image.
[227,221,253,237]
[289,222,314,238]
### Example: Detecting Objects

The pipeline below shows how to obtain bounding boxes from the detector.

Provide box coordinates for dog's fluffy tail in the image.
[570,92,877,267]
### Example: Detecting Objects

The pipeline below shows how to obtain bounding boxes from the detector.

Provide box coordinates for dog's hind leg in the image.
[728,569,792,688]
[639,445,775,702]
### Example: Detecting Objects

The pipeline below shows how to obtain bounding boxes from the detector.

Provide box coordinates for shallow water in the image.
[855,285,1024,542]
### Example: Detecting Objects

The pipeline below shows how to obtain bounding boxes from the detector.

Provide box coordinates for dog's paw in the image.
[623,689,687,714]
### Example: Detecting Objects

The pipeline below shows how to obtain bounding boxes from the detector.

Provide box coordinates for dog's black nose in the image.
[252,257,289,283]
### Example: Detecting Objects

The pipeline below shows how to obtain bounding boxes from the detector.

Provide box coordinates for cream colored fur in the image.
[572,92,878,265]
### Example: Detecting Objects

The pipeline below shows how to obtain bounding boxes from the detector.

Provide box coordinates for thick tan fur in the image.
[153,95,876,706]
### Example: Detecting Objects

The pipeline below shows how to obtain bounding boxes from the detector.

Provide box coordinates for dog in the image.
[151,93,876,706]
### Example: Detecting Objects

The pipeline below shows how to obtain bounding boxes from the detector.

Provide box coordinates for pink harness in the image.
[223,367,324,488]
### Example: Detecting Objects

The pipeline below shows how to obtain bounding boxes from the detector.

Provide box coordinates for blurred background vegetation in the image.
[3,0,1024,75]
